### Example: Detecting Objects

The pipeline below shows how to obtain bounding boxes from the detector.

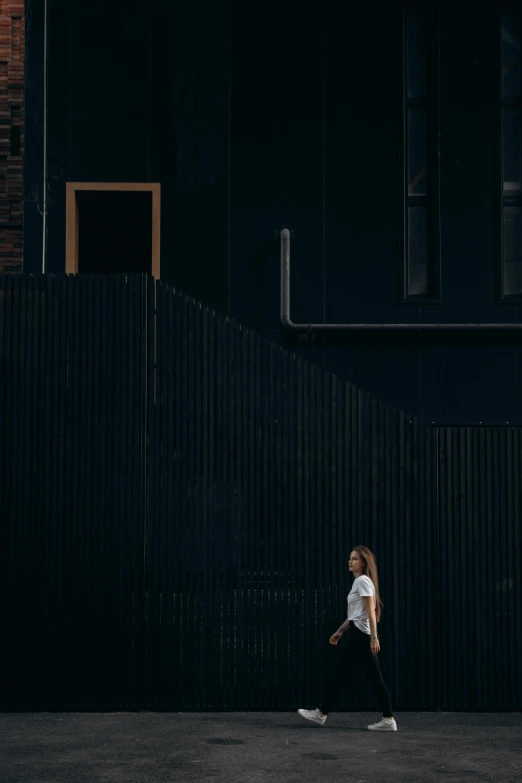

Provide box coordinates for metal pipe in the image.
[280,228,522,334]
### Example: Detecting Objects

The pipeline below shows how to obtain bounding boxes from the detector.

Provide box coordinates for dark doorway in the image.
[77,190,152,274]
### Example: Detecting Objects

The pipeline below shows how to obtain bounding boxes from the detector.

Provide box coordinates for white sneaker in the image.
[297,708,327,726]
[368,718,397,731]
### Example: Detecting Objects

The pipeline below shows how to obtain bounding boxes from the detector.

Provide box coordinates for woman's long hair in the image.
[353,546,384,623]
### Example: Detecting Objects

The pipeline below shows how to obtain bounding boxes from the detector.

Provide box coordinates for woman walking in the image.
[298,546,397,732]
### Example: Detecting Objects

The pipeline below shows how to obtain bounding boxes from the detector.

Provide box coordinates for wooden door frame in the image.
[65,182,161,279]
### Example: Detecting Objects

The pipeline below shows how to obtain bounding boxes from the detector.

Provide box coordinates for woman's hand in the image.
[370,636,380,655]
[329,631,343,645]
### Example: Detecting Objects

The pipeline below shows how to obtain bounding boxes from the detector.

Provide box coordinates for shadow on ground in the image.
[1,711,521,782]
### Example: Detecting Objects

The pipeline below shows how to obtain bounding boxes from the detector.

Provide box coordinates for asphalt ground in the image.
[1,711,521,783]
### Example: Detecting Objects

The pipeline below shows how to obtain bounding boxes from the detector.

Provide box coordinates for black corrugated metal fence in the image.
[0,274,520,712]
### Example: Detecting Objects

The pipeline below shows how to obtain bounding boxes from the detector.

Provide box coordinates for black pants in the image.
[319,622,393,718]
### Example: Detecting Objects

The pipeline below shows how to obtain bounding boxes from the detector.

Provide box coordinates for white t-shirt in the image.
[347,575,376,635]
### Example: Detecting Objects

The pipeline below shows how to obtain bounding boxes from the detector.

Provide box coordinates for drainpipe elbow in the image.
[280,313,296,330]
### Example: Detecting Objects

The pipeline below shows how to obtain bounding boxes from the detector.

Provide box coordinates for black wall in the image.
[2,275,521,711]
[24,0,522,424]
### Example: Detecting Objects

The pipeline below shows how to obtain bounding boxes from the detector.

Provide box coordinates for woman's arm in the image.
[337,617,350,634]
[363,596,378,640]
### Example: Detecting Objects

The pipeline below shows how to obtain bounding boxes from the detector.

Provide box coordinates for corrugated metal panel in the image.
[0,274,520,712]
[0,274,151,711]
[437,426,522,711]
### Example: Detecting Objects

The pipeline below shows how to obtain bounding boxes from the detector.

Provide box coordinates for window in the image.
[402,3,441,302]
[500,9,522,299]
[65,183,161,279]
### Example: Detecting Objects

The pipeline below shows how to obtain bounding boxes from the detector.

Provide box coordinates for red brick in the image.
[0,1,23,272]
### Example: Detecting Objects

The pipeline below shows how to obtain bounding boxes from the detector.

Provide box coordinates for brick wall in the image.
[0,0,23,273]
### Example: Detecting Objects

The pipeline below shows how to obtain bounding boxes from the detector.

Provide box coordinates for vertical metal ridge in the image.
[128,276,139,709]
[55,275,66,707]
[248,329,256,709]
[234,321,244,708]
[302,357,311,707]
[85,276,96,705]
[77,275,88,706]
[194,298,203,709]
[121,275,131,708]
[213,308,223,708]
[330,376,340,702]
[288,347,296,696]
[143,274,155,709]
[269,341,279,707]
[69,274,80,708]
[176,291,185,707]
[0,276,11,705]
[97,275,109,708]
[315,363,324,699]
[238,324,249,708]
[514,428,522,709]
[17,275,28,707]
[261,335,269,707]
[465,426,473,710]
[277,341,285,708]
[159,281,170,709]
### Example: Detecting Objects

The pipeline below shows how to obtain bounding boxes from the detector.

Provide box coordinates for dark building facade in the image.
[3,0,520,712]
[24,0,522,424]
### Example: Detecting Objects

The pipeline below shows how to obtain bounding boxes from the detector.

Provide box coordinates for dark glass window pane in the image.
[407,206,428,296]
[77,191,153,274]
[406,10,427,99]
[408,108,427,195]
[503,206,522,295]
[501,11,521,100]
[503,108,522,193]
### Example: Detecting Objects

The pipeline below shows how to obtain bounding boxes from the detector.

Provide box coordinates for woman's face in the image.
[349,551,364,572]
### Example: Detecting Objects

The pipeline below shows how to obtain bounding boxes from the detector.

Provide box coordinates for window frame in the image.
[65,182,161,280]
[497,5,522,303]
[400,1,442,305]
